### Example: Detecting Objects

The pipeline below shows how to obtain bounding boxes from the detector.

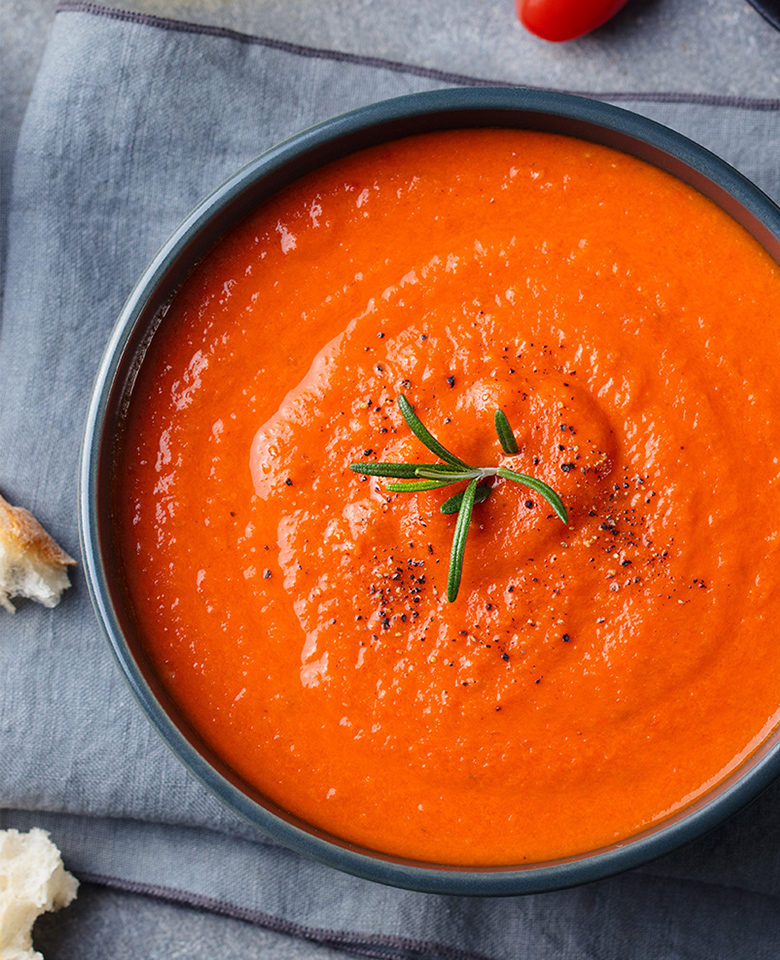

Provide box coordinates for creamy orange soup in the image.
[114,130,780,865]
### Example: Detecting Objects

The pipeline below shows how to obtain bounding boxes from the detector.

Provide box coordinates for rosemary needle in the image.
[396,394,470,469]
[447,478,479,602]
[497,468,568,524]
[494,408,519,455]
[440,483,492,515]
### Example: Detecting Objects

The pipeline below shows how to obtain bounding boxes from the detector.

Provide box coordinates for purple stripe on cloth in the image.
[55,1,780,111]
[80,872,493,960]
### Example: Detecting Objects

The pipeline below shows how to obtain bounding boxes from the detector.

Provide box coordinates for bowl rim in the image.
[80,85,780,896]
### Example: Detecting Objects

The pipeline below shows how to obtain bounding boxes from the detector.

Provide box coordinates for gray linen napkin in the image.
[3,5,780,958]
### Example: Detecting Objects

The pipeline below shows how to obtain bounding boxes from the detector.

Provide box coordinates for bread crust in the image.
[0,493,76,613]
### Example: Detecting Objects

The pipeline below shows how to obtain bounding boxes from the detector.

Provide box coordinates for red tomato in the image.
[517,0,631,42]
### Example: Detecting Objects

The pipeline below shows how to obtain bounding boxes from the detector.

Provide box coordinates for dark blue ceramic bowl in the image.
[80,87,780,896]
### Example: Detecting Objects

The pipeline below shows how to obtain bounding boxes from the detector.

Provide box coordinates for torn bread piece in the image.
[0,494,75,613]
[0,828,79,960]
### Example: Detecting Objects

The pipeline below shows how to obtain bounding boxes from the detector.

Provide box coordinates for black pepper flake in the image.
[363,449,374,456]
[381,617,391,630]
[377,332,384,338]
[446,376,456,387]
[561,463,575,473]
[486,603,493,610]
[525,500,534,509]
[562,633,571,642]
[263,569,272,579]
[285,478,293,486]
[376,364,384,372]
[501,653,510,662]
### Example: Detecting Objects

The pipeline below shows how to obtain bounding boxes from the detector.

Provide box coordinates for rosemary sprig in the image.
[350,395,568,601]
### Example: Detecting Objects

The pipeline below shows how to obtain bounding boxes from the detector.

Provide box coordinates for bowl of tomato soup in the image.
[81,88,780,895]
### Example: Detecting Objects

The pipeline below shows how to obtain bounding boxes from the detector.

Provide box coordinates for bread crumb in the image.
[0,495,75,613]
[0,828,78,960]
